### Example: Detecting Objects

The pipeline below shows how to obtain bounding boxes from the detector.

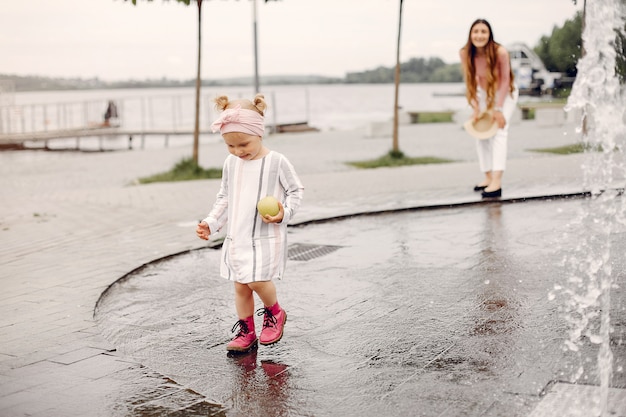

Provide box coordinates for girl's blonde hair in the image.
[214,93,267,116]
[461,19,515,110]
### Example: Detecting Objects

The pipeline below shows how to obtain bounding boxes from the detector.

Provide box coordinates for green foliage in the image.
[345,58,463,84]
[347,151,454,169]
[138,158,221,183]
[534,10,625,82]
[411,111,454,123]
[430,64,463,83]
[528,143,603,155]
[534,12,582,77]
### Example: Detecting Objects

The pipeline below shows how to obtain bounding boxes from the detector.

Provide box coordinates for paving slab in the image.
[0,120,624,416]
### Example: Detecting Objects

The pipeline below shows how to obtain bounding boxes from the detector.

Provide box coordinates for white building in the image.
[507,42,562,95]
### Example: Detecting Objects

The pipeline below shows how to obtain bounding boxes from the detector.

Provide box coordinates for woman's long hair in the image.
[461,19,515,110]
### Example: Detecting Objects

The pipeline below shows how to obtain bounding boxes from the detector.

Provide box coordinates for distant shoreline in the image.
[0,58,464,93]
[0,77,463,94]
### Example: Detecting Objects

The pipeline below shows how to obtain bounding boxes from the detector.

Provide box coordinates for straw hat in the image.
[463,111,498,140]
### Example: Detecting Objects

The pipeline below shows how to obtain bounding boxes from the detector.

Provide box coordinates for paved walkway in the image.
[0,117,620,416]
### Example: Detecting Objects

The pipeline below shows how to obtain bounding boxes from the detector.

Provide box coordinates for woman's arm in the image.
[495,46,511,109]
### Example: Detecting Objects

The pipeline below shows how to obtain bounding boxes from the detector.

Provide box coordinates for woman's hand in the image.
[472,107,480,122]
[261,201,284,224]
[493,110,506,128]
[196,221,211,240]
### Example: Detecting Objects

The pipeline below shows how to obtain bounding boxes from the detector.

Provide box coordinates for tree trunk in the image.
[392,0,403,154]
[193,0,203,163]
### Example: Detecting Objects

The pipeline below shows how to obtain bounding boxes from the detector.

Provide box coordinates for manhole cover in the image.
[288,243,342,261]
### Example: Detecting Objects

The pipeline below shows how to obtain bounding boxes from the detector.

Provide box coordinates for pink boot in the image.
[226,316,257,353]
[258,303,287,345]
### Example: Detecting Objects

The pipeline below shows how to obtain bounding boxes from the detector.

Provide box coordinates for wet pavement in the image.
[95,199,626,416]
[1,118,625,416]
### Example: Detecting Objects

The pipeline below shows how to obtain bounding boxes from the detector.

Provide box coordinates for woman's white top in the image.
[203,151,304,283]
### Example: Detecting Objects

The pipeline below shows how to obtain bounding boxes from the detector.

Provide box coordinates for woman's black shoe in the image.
[481,188,502,198]
[473,185,488,192]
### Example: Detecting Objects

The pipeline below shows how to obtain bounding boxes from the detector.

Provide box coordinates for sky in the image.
[0,0,583,82]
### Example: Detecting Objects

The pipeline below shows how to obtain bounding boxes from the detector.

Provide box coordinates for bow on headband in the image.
[211,104,265,137]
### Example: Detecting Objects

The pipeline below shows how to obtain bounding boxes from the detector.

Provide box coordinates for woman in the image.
[460,19,518,198]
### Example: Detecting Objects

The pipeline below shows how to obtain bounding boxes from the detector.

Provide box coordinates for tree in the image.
[124,0,204,162]
[391,0,404,156]
[123,0,277,164]
[536,2,625,82]
[534,12,583,77]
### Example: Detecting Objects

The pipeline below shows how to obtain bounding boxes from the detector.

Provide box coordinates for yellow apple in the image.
[257,196,280,217]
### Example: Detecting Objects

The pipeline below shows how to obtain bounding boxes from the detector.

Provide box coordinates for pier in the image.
[0,127,216,151]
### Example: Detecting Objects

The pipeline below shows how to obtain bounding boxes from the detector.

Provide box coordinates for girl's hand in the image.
[493,110,506,128]
[261,201,284,224]
[196,221,211,240]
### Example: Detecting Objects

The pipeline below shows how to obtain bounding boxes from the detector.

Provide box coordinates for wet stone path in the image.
[95,199,626,417]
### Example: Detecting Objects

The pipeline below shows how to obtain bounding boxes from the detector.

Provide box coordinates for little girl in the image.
[196,94,304,353]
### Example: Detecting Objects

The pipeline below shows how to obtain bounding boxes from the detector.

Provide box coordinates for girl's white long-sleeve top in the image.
[202,151,304,283]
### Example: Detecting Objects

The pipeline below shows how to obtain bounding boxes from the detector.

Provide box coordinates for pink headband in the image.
[210,105,265,137]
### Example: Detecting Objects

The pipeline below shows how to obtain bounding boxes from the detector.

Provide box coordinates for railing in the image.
[0,90,313,136]
[0,95,212,135]
[0,91,317,150]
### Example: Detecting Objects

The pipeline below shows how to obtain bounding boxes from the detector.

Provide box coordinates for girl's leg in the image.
[248,281,277,307]
[234,282,255,319]
[248,281,286,345]
[228,282,258,352]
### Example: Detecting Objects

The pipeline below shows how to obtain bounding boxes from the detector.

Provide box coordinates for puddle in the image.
[95,198,625,416]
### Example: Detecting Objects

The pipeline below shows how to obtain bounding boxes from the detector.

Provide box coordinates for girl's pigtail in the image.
[214,95,229,111]
[253,94,267,116]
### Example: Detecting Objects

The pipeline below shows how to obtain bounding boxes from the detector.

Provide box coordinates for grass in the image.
[518,98,568,120]
[528,143,603,155]
[138,157,222,184]
[551,88,572,100]
[347,150,455,169]
[411,111,454,124]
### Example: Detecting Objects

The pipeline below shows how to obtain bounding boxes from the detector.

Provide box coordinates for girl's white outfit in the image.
[475,85,519,172]
[203,151,304,284]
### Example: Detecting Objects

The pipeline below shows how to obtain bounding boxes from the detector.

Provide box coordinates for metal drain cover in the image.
[288,243,342,261]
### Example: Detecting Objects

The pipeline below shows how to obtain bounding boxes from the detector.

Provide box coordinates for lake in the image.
[2,83,469,135]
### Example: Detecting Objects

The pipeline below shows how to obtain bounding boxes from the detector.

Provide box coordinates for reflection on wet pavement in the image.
[95,199,625,416]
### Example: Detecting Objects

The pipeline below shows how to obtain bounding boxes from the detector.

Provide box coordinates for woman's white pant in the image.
[475,87,519,173]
